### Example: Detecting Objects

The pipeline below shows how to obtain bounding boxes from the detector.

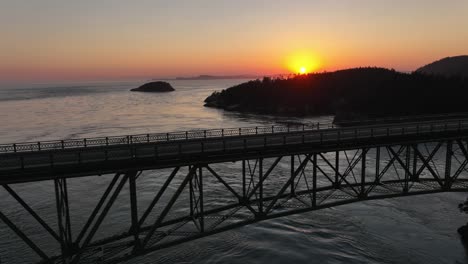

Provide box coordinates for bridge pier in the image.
[334,151,340,188]
[404,145,411,193]
[375,147,380,184]
[412,144,418,181]
[128,171,141,252]
[290,155,295,197]
[445,141,453,190]
[359,149,368,199]
[54,178,73,263]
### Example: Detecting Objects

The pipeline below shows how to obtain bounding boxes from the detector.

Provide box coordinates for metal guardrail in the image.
[0,122,335,154]
[334,112,468,125]
[1,117,468,154]
[1,119,468,174]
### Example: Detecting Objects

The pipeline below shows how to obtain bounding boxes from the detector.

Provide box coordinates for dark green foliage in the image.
[204,67,468,117]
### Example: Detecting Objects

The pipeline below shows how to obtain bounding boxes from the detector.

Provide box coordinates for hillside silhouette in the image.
[417,55,468,78]
[204,67,468,120]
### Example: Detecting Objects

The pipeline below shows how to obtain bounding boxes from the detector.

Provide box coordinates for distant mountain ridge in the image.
[175,75,258,80]
[154,74,290,81]
[417,55,468,78]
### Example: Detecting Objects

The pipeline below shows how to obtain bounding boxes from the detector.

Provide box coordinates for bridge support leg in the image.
[412,144,419,181]
[335,151,340,188]
[404,145,410,193]
[189,165,194,217]
[198,166,204,232]
[290,155,295,196]
[375,147,380,184]
[360,149,367,198]
[128,171,141,252]
[259,158,263,214]
[312,154,317,207]
[445,140,453,189]
[188,165,205,232]
[242,160,246,198]
[54,178,73,262]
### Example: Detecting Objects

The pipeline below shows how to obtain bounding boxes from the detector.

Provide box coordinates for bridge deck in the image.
[1,119,467,183]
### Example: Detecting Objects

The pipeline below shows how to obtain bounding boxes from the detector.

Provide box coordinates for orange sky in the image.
[1,1,468,81]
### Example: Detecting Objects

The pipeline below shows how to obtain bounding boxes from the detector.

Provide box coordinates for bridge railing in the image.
[1,119,468,174]
[0,122,335,154]
[1,117,468,154]
[334,112,468,126]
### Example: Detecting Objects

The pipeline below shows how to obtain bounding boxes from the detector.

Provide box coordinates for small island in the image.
[131,81,175,92]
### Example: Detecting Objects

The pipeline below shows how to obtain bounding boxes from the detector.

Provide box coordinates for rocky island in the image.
[131,81,175,92]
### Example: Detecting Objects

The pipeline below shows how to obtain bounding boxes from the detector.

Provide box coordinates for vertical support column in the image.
[375,147,380,184]
[242,160,246,199]
[335,151,340,188]
[360,149,366,198]
[189,165,194,217]
[290,155,295,196]
[128,171,140,250]
[198,166,204,232]
[312,154,317,207]
[259,158,263,214]
[445,140,453,189]
[412,144,419,181]
[54,178,73,262]
[404,146,410,193]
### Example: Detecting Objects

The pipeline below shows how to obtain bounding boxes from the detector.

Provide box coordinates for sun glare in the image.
[285,52,321,75]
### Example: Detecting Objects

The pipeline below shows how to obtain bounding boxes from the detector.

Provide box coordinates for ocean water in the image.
[0,80,466,263]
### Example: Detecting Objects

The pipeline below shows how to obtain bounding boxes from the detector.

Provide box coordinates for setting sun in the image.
[285,51,321,75]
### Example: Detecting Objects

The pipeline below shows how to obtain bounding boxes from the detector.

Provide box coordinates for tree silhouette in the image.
[204,67,468,118]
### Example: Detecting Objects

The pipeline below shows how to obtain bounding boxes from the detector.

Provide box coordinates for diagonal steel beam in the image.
[342,150,361,183]
[365,146,405,195]
[450,140,468,182]
[138,167,180,227]
[412,145,444,186]
[264,154,312,214]
[387,146,414,181]
[142,166,197,248]
[318,152,359,195]
[71,173,129,264]
[2,184,60,242]
[339,150,364,187]
[246,156,283,200]
[75,173,120,245]
[319,153,360,196]
[205,165,260,215]
[310,156,335,184]
[205,165,242,200]
[0,210,49,261]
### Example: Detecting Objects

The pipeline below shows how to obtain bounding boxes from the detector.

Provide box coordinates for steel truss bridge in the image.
[1,119,468,263]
